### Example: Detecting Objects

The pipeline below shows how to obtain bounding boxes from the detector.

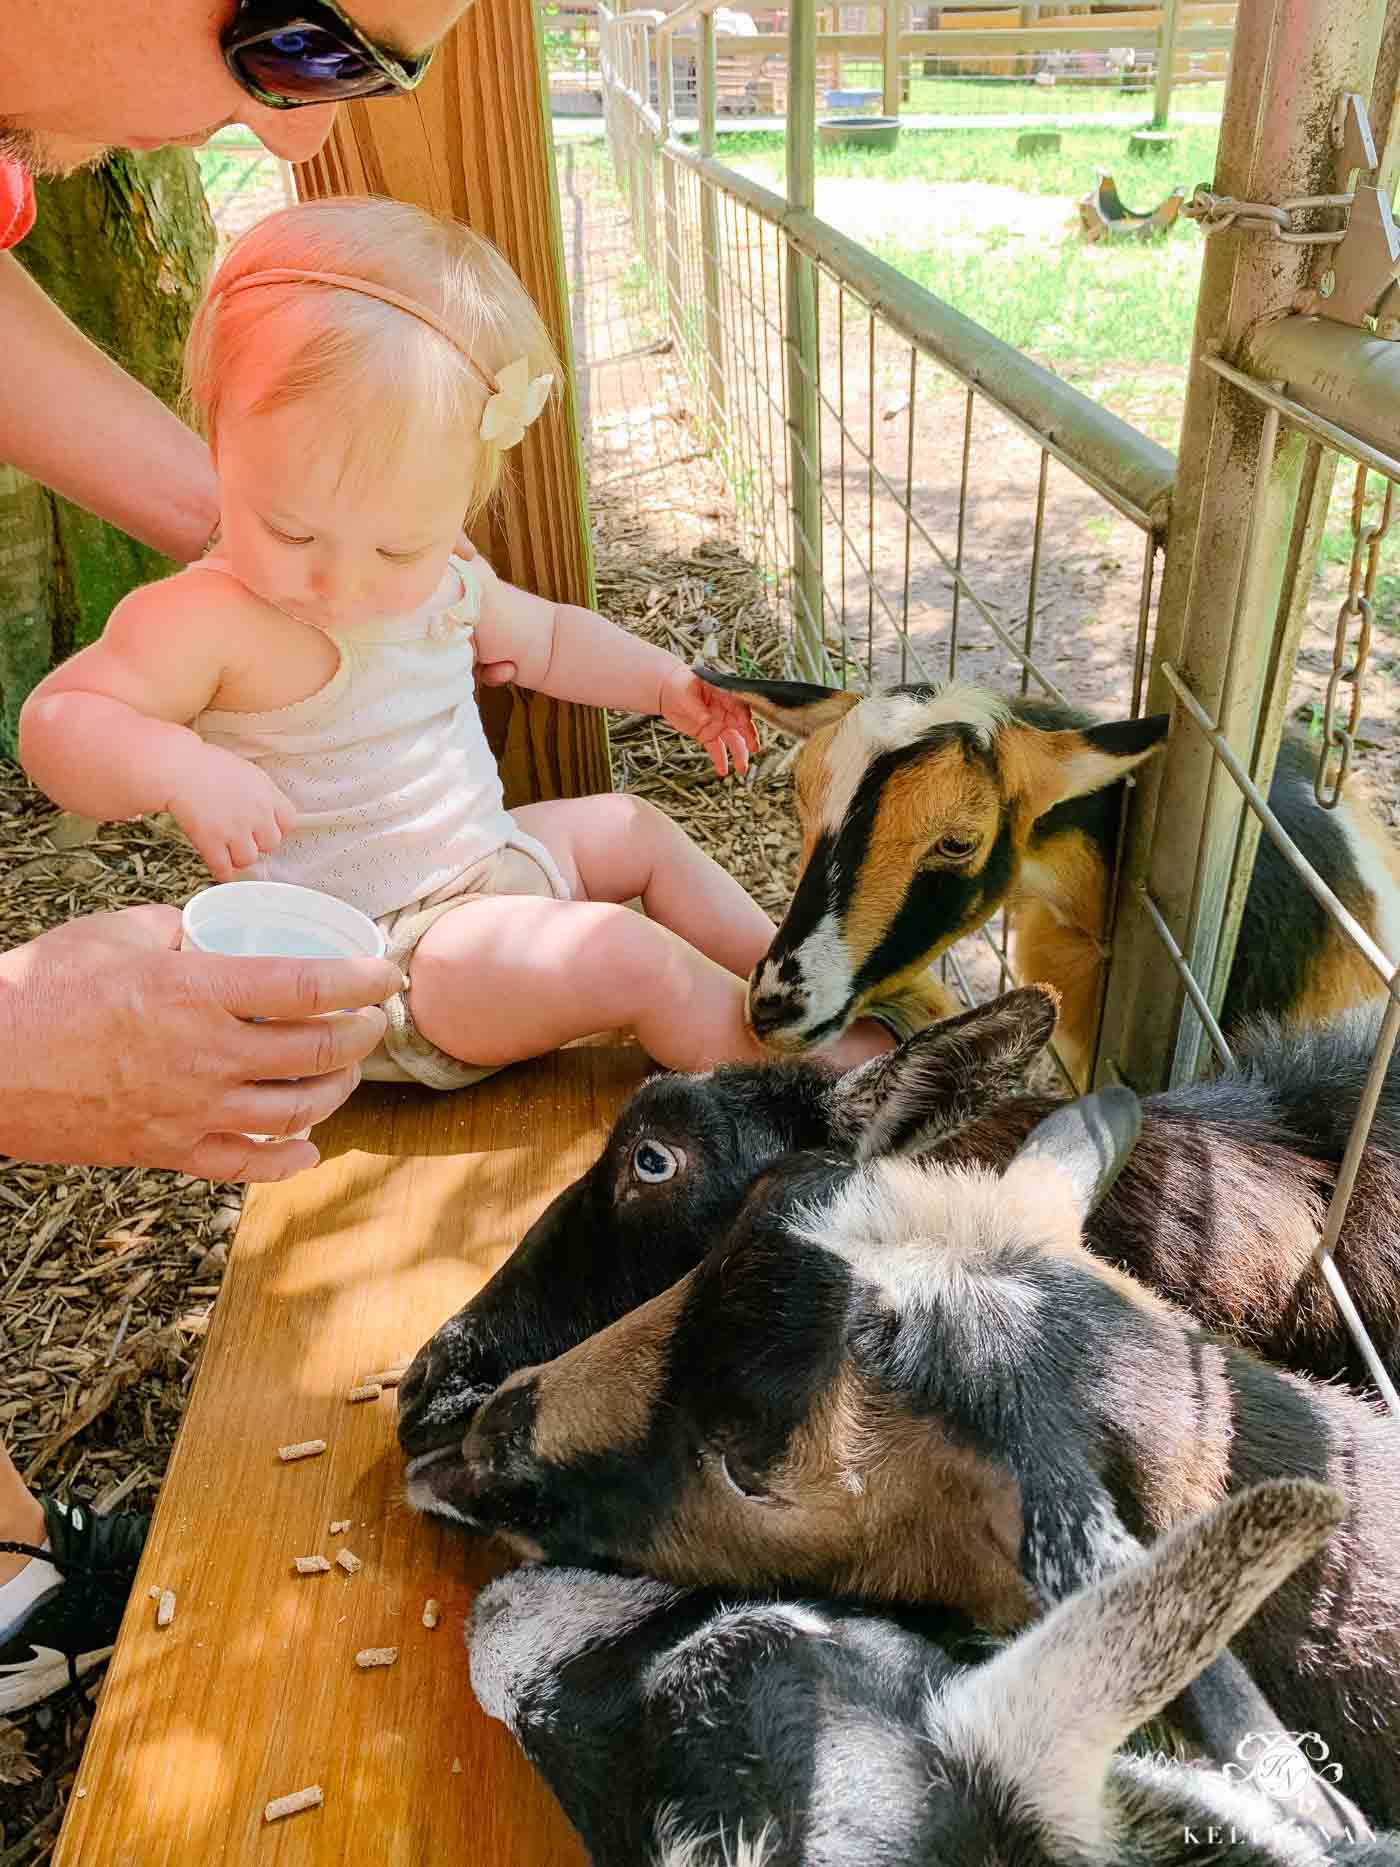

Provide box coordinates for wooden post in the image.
[883,0,903,117]
[1096,0,1389,1092]
[1152,0,1182,128]
[699,10,728,436]
[786,0,826,672]
[295,0,610,809]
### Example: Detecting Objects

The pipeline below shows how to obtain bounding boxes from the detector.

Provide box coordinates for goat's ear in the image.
[1003,1087,1141,1221]
[929,1480,1344,1839]
[829,986,1059,1160]
[1008,713,1169,821]
[692,667,862,738]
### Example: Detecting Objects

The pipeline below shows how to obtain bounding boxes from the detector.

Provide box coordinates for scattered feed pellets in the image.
[277,1439,327,1463]
[422,1598,440,1630]
[346,1383,383,1403]
[358,1367,406,1388]
[335,1548,363,1575]
[264,1785,324,1824]
[155,1589,176,1629]
[294,1556,331,1575]
[355,1647,398,1669]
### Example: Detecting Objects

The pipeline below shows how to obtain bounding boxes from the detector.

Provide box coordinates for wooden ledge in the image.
[53,1042,649,1867]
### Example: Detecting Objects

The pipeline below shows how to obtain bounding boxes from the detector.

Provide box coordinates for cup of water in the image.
[181,881,388,1142]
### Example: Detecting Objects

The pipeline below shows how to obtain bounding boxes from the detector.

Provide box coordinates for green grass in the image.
[710,122,1218,373]
[825,65,1227,122]
[878,223,1202,369]
[712,119,1220,200]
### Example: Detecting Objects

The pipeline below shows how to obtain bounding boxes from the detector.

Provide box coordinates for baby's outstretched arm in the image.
[472,565,758,775]
[20,578,295,880]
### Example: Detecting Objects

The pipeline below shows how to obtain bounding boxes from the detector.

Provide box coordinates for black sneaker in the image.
[0,1495,149,1713]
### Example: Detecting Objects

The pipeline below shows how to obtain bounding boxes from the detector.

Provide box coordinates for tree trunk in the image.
[0,150,214,755]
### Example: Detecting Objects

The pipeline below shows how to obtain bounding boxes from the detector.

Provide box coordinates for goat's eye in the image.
[934,832,980,862]
[719,1450,769,1502]
[632,1138,684,1184]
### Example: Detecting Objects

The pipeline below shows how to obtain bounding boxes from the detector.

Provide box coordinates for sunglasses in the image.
[222,0,435,110]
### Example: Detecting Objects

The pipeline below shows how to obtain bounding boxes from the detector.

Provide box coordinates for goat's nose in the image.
[396,1338,455,1451]
[748,992,800,1037]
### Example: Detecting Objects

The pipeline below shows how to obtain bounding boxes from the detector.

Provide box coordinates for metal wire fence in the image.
[599,0,1178,1049]
[1137,379,1400,1415]
[592,0,1400,1409]
[602,6,1174,692]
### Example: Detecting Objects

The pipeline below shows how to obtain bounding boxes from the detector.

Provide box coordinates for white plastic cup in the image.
[181,882,388,1143]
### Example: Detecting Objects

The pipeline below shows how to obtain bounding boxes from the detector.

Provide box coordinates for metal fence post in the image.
[1151,0,1181,128]
[657,32,684,346]
[699,9,727,439]
[883,0,903,118]
[1096,0,1389,1093]
[786,0,825,673]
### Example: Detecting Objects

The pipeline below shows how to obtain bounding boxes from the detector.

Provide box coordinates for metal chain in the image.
[1184,187,1355,246]
[1316,464,1395,808]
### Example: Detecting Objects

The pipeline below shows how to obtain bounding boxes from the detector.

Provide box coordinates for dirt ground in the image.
[3,133,1397,1858]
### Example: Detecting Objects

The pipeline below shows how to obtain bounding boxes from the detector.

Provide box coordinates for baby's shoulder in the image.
[112,563,287,645]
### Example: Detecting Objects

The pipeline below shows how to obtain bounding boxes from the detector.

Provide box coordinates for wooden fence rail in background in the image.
[588,0,1235,125]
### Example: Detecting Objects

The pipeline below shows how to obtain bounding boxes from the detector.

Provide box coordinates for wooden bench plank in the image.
[53,1043,649,1867]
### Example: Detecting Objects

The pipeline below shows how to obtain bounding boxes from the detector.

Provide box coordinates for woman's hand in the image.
[0,907,400,1181]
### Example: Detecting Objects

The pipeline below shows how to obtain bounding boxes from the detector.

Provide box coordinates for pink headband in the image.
[218,267,554,449]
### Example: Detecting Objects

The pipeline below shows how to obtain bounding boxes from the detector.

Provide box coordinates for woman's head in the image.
[187,195,558,628]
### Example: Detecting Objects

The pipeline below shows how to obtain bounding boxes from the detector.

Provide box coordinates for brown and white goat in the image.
[472,1482,1379,1866]
[411,1089,1400,1824]
[397,990,1400,1458]
[696,671,1400,1086]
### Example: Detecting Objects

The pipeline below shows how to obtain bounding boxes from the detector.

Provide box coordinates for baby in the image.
[21,197,942,1090]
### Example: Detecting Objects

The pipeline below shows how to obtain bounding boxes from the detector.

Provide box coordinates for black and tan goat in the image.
[411,1089,1400,1824]
[397,990,1400,1457]
[695,671,1400,1085]
[471,1481,1381,1867]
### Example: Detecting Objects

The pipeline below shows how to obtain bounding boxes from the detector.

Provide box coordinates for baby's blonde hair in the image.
[185,196,560,516]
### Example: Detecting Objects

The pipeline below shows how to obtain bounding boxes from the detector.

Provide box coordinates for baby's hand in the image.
[658,667,759,777]
[165,745,297,882]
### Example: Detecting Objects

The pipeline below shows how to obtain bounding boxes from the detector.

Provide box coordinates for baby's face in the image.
[214,396,481,632]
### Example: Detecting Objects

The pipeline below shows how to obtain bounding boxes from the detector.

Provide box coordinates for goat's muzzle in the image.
[397,1333,497,1455]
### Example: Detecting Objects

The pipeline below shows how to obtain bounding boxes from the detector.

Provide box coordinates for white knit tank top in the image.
[190,554,565,920]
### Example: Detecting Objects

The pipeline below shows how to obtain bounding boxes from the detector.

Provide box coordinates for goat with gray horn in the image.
[471,1479,1385,1865]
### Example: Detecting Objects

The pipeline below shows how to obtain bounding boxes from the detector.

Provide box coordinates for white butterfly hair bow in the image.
[480,356,555,450]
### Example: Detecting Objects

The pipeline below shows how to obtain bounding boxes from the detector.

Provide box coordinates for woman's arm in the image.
[0,252,219,564]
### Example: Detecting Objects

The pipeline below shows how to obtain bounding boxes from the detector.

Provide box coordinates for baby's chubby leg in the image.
[511,793,775,980]
[407,893,770,1072]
